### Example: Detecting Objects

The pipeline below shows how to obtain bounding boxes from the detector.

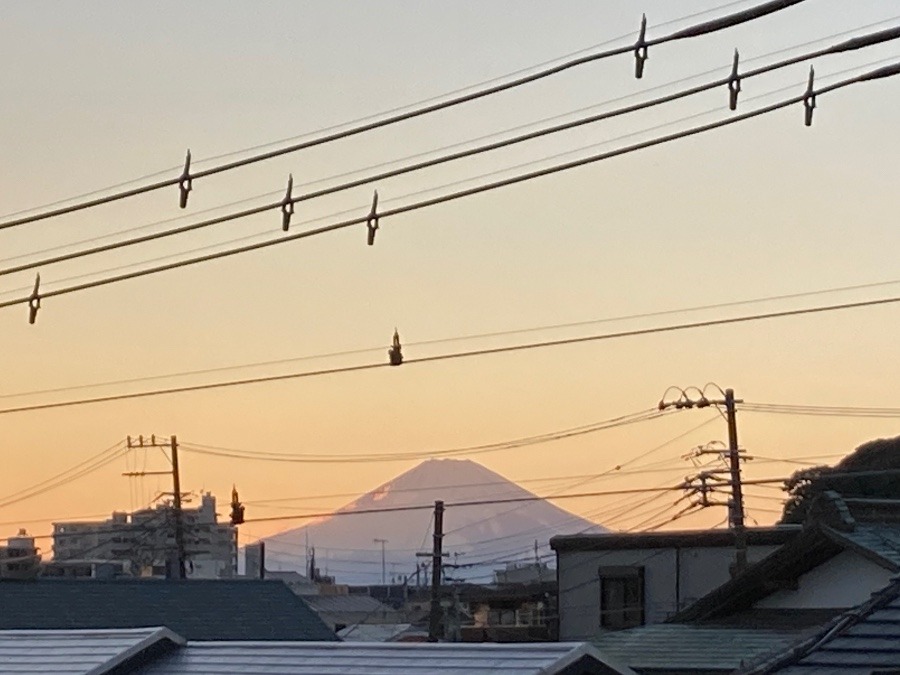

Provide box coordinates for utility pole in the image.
[374,538,388,585]
[169,435,187,580]
[429,500,444,642]
[258,540,266,580]
[724,389,748,572]
[125,435,187,580]
[659,385,749,575]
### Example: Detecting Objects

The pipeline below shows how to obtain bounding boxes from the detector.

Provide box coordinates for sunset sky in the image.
[0,1,898,560]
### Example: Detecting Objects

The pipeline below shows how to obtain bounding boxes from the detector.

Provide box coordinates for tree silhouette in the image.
[780,436,900,524]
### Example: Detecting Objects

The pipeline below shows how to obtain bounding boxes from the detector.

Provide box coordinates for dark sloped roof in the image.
[669,527,845,623]
[671,497,900,623]
[0,579,336,641]
[829,523,900,570]
[593,624,811,673]
[301,594,394,615]
[740,577,900,674]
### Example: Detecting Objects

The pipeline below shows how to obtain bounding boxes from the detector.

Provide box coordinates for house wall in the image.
[557,544,781,641]
[755,550,894,609]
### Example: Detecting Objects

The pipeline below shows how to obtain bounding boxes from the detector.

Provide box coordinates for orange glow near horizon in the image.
[0,1,898,559]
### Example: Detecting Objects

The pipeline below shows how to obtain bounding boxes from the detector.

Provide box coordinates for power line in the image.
[7,61,898,320]
[0,0,807,231]
[8,12,896,272]
[3,51,894,305]
[178,410,664,464]
[5,3,803,227]
[6,4,781,228]
[23,467,895,544]
[742,402,900,418]
[2,291,900,416]
[0,441,126,510]
[10,26,900,277]
[5,274,898,401]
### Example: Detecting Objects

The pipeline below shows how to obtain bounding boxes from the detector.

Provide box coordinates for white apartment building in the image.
[52,492,237,578]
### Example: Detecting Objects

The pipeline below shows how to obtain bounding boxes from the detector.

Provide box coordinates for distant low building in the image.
[52,492,237,578]
[493,560,552,585]
[0,529,41,580]
[301,594,405,633]
[457,580,558,643]
[41,559,128,580]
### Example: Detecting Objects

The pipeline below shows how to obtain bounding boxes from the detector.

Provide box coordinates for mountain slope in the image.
[259,459,605,584]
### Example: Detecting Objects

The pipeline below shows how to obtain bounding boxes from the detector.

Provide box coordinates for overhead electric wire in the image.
[0,440,126,510]
[3,265,894,401]
[22,468,892,544]
[742,402,900,418]
[178,410,664,464]
[164,0,760,170]
[4,61,898,316]
[0,3,777,233]
[0,0,806,231]
[4,50,896,304]
[9,26,900,277]
[634,503,702,532]
[246,458,699,508]
[0,2,762,224]
[2,289,900,417]
[7,12,897,274]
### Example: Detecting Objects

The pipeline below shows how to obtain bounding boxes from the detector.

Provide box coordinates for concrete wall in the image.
[755,549,894,609]
[557,544,780,640]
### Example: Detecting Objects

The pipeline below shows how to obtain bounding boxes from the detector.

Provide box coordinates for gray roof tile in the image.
[593,624,807,671]
[828,523,900,570]
[0,627,182,675]
[130,641,638,675]
[746,580,900,673]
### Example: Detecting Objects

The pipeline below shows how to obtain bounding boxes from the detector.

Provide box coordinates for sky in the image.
[0,1,898,564]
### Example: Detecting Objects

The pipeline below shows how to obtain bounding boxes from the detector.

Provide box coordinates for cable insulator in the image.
[178,150,193,208]
[281,174,295,232]
[366,190,380,246]
[27,273,41,325]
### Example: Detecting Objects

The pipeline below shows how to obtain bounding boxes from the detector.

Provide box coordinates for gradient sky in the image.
[0,1,898,558]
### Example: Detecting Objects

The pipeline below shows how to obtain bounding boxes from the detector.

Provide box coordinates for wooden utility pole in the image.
[724,389,748,573]
[659,386,749,576]
[428,500,444,642]
[124,435,187,579]
[169,435,187,580]
[259,540,266,579]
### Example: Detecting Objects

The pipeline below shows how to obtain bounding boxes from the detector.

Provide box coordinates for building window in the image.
[598,566,644,630]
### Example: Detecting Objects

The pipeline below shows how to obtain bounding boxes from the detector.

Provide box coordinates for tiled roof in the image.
[0,627,182,675]
[0,579,336,641]
[337,623,425,642]
[302,594,395,614]
[741,578,900,674]
[593,624,808,673]
[131,641,638,675]
[672,517,900,623]
[828,523,900,570]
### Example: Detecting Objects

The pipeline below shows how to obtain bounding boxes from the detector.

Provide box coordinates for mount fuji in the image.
[258,459,606,585]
